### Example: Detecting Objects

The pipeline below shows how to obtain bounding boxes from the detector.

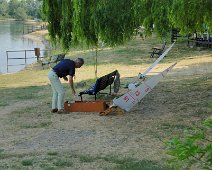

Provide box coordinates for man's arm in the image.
[68,75,76,95]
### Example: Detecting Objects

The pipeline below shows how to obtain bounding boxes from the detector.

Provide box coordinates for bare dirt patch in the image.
[23,30,48,43]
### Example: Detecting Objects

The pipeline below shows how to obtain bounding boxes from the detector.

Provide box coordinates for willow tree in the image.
[151,0,172,38]
[83,0,143,46]
[43,0,60,39]
[72,0,100,76]
[141,0,154,36]
[140,0,212,38]
[43,0,143,47]
[71,0,144,76]
[43,0,212,46]
[169,0,212,34]
[43,0,144,77]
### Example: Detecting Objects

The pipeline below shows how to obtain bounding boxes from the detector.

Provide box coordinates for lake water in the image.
[0,20,46,74]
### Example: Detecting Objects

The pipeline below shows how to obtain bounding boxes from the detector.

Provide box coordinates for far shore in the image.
[0,18,16,21]
[0,19,49,43]
[23,30,49,43]
[0,18,35,22]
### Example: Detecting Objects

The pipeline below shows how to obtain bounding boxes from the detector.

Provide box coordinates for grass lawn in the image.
[0,35,211,170]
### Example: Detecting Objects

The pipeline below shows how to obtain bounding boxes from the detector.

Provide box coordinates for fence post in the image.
[34,48,40,62]
[25,50,27,65]
[6,51,8,73]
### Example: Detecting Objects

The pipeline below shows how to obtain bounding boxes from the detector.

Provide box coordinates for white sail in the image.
[113,62,177,111]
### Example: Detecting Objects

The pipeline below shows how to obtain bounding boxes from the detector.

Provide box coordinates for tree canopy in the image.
[43,0,212,49]
[169,0,212,34]
[0,0,43,20]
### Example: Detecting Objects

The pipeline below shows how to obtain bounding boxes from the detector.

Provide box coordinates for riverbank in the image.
[0,20,47,74]
[23,30,49,43]
[0,18,15,21]
[0,18,35,22]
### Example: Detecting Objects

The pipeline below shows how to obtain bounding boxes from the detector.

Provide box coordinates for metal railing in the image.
[6,49,49,73]
[23,24,48,34]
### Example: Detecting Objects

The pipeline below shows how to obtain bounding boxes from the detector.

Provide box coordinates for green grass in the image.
[114,160,170,170]
[79,155,97,163]
[0,101,9,107]
[208,102,212,109]
[0,151,170,170]
[22,159,34,166]
[159,123,192,131]
[47,152,58,156]
[20,121,52,129]
[0,151,26,160]
[53,158,73,167]
[78,154,170,170]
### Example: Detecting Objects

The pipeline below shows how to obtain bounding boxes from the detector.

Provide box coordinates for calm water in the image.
[0,20,46,73]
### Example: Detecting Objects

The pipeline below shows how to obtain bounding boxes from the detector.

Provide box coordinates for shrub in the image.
[166,119,212,169]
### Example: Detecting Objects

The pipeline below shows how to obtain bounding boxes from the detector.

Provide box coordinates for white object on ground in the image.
[128,83,139,90]
[138,42,175,79]
[113,62,177,111]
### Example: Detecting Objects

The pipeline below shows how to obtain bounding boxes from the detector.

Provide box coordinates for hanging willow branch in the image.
[43,0,62,42]
[43,0,145,49]
[43,0,212,49]
[61,0,73,49]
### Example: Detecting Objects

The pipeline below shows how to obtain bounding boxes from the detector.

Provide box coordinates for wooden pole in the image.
[34,48,40,62]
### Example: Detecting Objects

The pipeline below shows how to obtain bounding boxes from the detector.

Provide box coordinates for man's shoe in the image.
[57,109,69,114]
[51,108,58,113]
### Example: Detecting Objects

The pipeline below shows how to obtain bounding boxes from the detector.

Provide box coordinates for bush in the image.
[166,119,212,170]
